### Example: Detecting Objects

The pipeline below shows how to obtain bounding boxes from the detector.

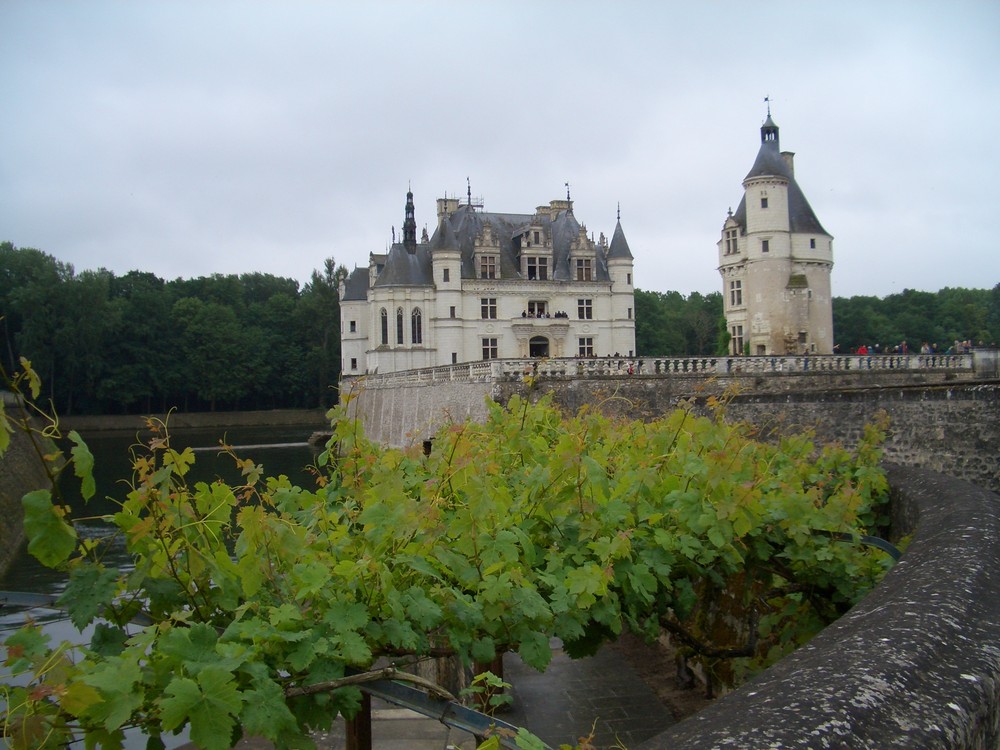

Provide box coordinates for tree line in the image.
[832,286,1000,354]
[1,242,344,415]
[3,241,997,415]
[634,286,1000,357]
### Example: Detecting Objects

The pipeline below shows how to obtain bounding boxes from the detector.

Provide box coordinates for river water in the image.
[0,424,323,747]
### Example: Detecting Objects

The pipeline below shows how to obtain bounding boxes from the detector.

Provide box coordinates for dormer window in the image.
[479,255,497,279]
[576,258,593,281]
[526,256,548,280]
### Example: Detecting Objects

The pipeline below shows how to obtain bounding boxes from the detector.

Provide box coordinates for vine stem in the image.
[284,666,456,702]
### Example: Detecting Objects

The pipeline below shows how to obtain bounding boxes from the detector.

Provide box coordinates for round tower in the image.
[719,111,834,356]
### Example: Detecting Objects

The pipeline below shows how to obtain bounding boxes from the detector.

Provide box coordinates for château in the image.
[340,187,637,375]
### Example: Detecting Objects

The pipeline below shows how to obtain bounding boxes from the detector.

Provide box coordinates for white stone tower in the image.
[718,112,834,355]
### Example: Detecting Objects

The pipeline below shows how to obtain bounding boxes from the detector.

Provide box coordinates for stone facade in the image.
[719,115,834,356]
[339,189,636,376]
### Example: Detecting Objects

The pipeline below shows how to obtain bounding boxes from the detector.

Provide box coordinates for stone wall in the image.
[344,380,494,448]
[0,395,57,577]
[635,465,1000,750]
[722,383,1000,494]
[347,373,999,492]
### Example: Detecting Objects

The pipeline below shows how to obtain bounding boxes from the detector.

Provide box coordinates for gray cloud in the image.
[2,1,998,296]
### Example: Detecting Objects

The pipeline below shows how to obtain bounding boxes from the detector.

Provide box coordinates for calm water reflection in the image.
[1,424,324,747]
[2,424,321,598]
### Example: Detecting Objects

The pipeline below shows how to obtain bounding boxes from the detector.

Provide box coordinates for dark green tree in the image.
[297,258,345,409]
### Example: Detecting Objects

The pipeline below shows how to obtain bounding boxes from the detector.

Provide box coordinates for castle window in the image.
[396,307,404,345]
[350,358,357,370]
[527,300,547,317]
[578,337,594,357]
[533,230,540,245]
[576,258,593,281]
[480,255,497,279]
[731,325,744,355]
[761,197,768,209]
[380,308,388,346]
[482,337,498,360]
[452,352,458,364]
[443,268,450,282]
[810,238,816,249]
[761,239,770,253]
[349,320,357,333]
[627,307,633,319]
[450,305,456,319]
[577,299,593,320]
[411,308,422,345]
[729,280,743,307]
[725,229,739,255]
[526,256,548,280]
[481,297,497,319]
[626,272,632,285]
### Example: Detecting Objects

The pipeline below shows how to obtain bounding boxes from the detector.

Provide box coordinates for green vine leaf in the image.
[68,430,96,501]
[58,562,119,629]
[159,667,243,750]
[22,489,77,567]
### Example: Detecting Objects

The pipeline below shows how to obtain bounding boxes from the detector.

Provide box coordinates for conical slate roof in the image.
[736,118,829,236]
[607,220,633,260]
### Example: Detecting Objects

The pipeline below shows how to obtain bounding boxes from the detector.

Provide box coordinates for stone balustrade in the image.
[350,352,979,389]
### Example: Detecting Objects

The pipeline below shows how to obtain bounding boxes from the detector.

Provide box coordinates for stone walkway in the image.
[221,639,678,750]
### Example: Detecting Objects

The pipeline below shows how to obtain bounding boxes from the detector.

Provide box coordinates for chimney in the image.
[781,151,795,177]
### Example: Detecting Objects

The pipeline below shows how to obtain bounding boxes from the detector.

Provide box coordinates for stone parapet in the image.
[635,465,1000,750]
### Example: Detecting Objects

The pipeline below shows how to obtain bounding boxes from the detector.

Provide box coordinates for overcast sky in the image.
[2,1,998,298]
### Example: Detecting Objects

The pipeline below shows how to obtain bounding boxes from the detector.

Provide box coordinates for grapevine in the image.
[1,361,892,749]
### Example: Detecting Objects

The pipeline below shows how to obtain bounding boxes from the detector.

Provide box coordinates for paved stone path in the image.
[223,639,676,750]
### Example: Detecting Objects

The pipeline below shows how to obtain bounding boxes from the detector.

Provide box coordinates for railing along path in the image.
[349,353,975,388]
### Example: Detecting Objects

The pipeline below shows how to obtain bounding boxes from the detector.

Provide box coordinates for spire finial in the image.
[565,181,571,201]
[467,177,472,207]
[764,94,772,118]
[617,202,621,222]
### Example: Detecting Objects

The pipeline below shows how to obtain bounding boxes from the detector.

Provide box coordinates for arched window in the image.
[396,307,404,345]
[379,308,388,346]
[411,308,422,345]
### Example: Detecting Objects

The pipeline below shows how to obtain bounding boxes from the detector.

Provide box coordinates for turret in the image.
[403,188,417,253]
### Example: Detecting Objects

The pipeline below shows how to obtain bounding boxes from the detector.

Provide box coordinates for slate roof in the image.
[733,119,829,236]
[372,242,434,287]
[368,196,628,289]
[607,220,633,260]
[341,266,370,301]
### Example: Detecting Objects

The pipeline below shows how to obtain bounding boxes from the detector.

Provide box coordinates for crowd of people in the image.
[846,340,986,355]
[521,310,570,318]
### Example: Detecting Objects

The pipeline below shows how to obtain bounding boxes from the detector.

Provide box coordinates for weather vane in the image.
[565,181,571,201]
[764,95,772,117]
